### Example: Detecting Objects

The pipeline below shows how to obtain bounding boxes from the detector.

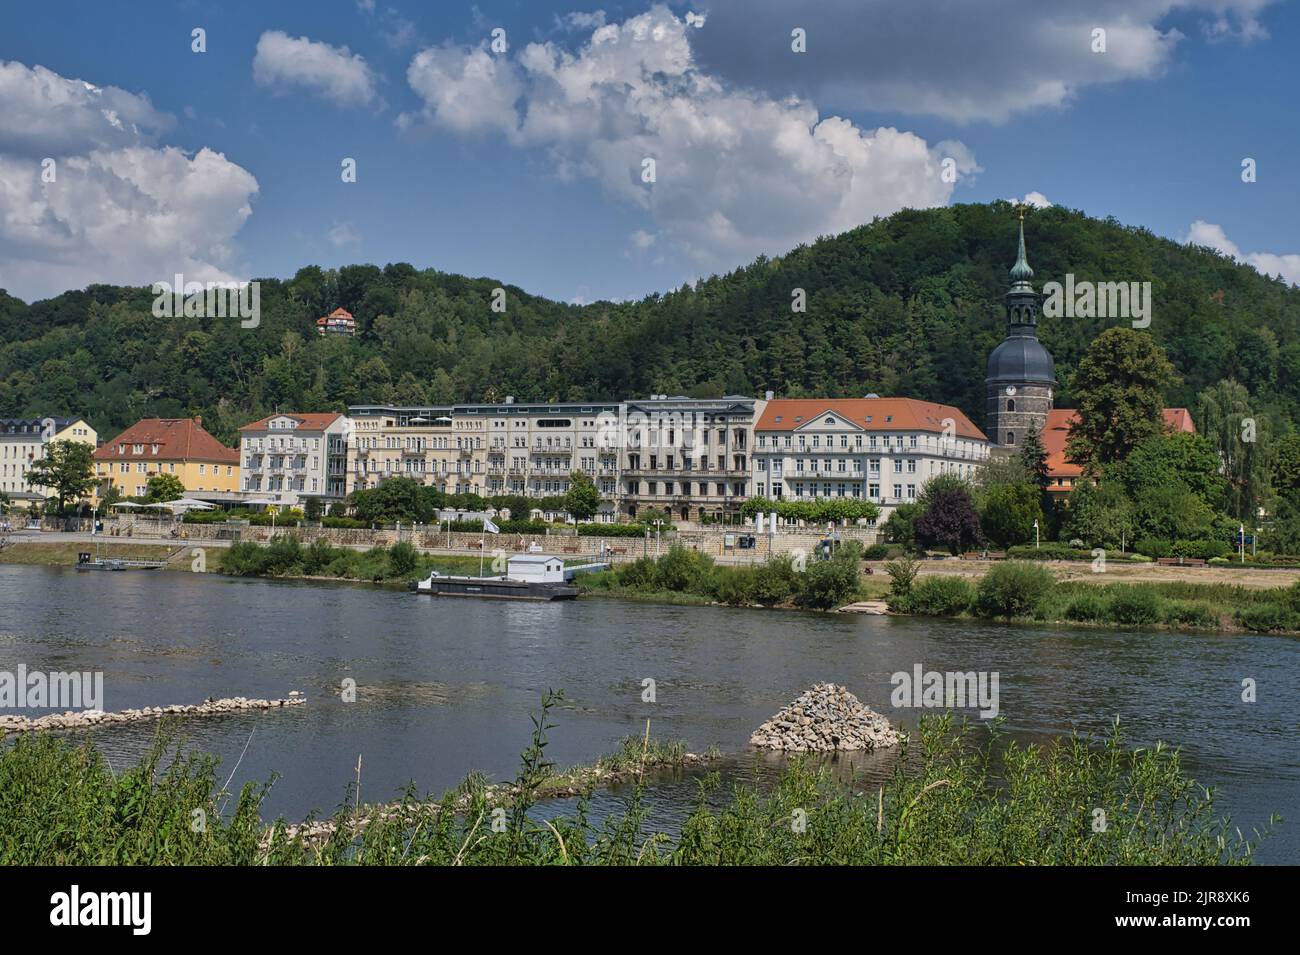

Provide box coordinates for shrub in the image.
[1129,553,1154,563]
[751,556,798,605]
[655,545,714,592]
[1107,586,1163,625]
[973,561,1054,619]
[908,576,973,616]
[1006,543,1085,561]
[884,555,920,598]
[1135,538,1173,559]
[388,541,419,578]
[615,556,659,591]
[219,541,269,576]
[322,516,365,529]
[1172,539,1232,560]
[1163,601,1217,629]
[1064,590,1111,622]
[795,551,861,610]
[714,568,757,606]
[301,538,338,575]
[1235,603,1300,633]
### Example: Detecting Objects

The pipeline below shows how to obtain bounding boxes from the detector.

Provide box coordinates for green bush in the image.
[1172,539,1232,560]
[615,556,660,591]
[883,555,920,598]
[1107,586,1163,626]
[751,556,798,605]
[1006,543,1088,561]
[321,516,365,529]
[1128,553,1154,563]
[714,568,757,606]
[908,576,973,615]
[655,545,714,592]
[1163,601,1217,629]
[796,551,861,610]
[1235,603,1300,633]
[1135,538,1173,559]
[388,541,419,577]
[973,561,1054,619]
[301,537,339,575]
[1064,590,1111,622]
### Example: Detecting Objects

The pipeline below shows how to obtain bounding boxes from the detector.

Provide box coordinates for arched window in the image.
[1006,431,1016,445]
[1006,399,1015,412]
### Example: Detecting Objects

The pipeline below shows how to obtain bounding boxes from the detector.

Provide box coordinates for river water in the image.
[2,564,1296,862]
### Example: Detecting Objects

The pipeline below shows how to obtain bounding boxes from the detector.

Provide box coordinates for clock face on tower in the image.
[1005,385,1017,396]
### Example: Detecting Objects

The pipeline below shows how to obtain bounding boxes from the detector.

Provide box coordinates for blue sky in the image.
[1,0,1296,303]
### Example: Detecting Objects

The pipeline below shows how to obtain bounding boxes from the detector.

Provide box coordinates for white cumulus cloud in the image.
[1186,220,1300,287]
[0,60,258,302]
[402,6,977,269]
[253,31,379,108]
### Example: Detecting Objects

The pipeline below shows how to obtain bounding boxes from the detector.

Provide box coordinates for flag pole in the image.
[480,524,486,578]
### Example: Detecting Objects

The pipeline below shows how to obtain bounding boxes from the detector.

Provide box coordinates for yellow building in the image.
[1,416,98,504]
[94,417,240,498]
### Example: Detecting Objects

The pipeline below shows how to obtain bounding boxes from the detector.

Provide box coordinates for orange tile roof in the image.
[239,412,342,433]
[1044,407,1195,478]
[93,417,239,464]
[756,398,987,440]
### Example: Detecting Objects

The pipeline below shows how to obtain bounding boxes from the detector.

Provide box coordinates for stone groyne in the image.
[750,683,901,751]
[0,694,306,735]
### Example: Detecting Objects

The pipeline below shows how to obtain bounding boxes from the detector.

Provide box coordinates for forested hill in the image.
[2,200,1298,446]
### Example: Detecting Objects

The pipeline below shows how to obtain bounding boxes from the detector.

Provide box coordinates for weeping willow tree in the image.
[1198,378,1273,523]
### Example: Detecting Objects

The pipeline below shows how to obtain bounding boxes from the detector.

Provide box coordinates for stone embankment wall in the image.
[63,517,881,565]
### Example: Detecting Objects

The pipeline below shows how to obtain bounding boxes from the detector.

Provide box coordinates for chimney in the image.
[764,390,774,401]
[195,415,202,427]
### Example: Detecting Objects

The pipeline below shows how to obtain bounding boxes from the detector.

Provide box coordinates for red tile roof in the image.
[93,418,239,464]
[239,412,342,433]
[316,307,355,326]
[756,398,987,440]
[1044,408,1195,478]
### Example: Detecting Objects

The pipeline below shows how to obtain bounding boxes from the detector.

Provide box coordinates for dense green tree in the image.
[145,473,185,502]
[979,483,1043,548]
[1118,431,1227,511]
[1018,428,1050,492]
[1197,378,1271,522]
[24,440,95,511]
[1066,328,1179,472]
[1063,481,1134,550]
[563,471,601,521]
[915,486,983,555]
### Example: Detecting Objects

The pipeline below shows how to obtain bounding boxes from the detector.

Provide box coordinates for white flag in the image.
[483,517,499,534]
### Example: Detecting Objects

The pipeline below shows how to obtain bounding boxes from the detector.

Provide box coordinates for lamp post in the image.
[1033,519,1040,549]
[1240,524,1245,564]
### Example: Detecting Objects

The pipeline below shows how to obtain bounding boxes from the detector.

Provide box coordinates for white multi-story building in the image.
[239,413,350,506]
[752,397,990,525]
[618,395,765,522]
[346,401,622,516]
[0,416,98,502]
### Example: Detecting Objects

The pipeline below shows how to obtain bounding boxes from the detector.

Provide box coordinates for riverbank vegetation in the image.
[0,696,1264,865]
[581,542,866,611]
[218,538,487,582]
[887,557,1300,634]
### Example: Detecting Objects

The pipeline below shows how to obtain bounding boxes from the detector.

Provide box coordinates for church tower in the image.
[985,211,1056,446]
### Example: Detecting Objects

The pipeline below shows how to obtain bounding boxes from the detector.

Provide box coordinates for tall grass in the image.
[0,702,1265,866]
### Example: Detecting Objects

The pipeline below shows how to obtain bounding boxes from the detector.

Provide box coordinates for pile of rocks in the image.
[750,683,900,752]
[0,693,306,735]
